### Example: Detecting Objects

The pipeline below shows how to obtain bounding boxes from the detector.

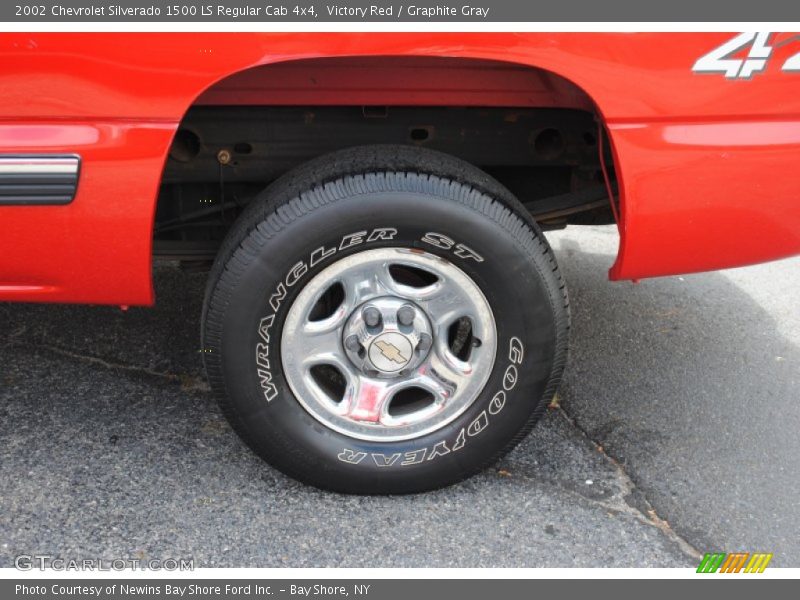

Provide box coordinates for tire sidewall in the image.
[211,184,558,493]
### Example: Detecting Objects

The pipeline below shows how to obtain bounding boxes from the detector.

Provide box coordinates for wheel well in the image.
[153,56,618,262]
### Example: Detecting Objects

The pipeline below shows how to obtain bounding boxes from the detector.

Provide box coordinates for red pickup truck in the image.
[1,33,798,493]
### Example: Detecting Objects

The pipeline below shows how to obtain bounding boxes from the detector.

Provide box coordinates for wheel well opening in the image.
[153,56,618,263]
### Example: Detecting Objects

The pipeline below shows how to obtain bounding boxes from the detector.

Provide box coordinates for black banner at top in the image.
[2,0,800,22]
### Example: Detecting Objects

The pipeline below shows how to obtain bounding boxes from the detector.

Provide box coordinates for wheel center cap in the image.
[342,296,433,378]
[369,332,413,373]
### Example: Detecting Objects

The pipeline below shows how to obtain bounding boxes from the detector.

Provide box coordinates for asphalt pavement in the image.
[1,225,797,568]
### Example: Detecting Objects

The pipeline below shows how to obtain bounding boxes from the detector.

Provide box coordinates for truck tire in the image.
[202,145,569,494]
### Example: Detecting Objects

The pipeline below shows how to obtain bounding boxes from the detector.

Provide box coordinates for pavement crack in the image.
[17,342,210,392]
[555,406,703,561]
[3,324,27,349]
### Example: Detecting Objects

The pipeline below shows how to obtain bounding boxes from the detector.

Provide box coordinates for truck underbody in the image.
[153,105,616,261]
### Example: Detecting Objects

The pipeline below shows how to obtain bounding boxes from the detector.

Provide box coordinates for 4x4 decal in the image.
[693,32,800,79]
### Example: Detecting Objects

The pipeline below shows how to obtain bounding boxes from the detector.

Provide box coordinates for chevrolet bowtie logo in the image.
[374,340,409,364]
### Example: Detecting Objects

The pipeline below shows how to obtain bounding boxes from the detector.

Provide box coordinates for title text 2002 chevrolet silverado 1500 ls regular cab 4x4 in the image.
[1,32,798,493]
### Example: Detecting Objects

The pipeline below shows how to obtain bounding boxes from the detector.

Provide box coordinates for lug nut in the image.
[418,333,433,353]
[344,335,361,352]
[362,306,381,328]
[397,305,416,326]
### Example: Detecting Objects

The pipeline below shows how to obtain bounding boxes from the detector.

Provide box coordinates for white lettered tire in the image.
[202,146,569,493]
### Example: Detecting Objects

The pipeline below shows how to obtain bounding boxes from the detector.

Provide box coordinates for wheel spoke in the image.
[424,342,473,399]
[297,320,346,368]
[343,375,395,423]
[338,263,393,308]
[381,270,443,305]
[421,278,475,331]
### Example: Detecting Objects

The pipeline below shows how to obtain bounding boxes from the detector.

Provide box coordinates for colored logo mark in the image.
[374,340,408,364]
[697,552,773,573]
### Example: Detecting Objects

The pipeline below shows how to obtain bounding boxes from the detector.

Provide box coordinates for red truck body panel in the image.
[1,32,799,305]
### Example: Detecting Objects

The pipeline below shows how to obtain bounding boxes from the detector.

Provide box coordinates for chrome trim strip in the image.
[0,163,79,174]
[0,154,80,205]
